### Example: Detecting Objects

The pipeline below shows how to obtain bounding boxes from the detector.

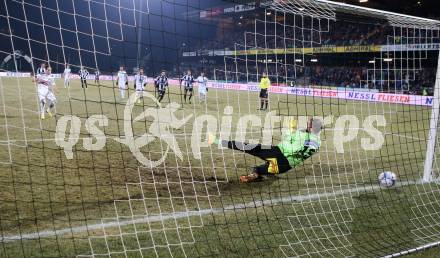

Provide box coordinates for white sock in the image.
[40,100,46,115]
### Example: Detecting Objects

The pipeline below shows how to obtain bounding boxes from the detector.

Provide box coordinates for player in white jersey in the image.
[34,67,56,120]
[196,72,208,103]
[134,68,147,104]
[63,64,71,88]
[94,70,100,85]
[36,63,46,75]
[116,65,128,99]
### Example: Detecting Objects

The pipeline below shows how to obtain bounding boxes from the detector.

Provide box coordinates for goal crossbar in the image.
[264,0,440,29]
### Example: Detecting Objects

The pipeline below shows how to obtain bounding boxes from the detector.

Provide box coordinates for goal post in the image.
[423,51,440,182]
[263,0,440,184]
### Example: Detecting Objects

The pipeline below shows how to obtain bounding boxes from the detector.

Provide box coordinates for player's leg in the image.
[183,88,188,103]
[259,90,264,110]
[264,90,269,110]
[120,87,125,99]
[159,91,164,102]
[188,88,193,103]
[217,140,274,160]
[39,99,46,119]
[38,86,48,119]
[85,79,88,88]
[209,137,292,182]
[159,89,166,102]
[136,88,142,104]
[46,92,57,118]
[240,147,292,183]
[259,89,268,110]
[157,89,163,102]
[199,91,205,103]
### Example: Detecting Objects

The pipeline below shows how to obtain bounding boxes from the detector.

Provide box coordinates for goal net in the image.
[0,0,440,257]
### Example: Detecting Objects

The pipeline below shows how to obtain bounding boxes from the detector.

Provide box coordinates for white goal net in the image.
[0,0,440,257]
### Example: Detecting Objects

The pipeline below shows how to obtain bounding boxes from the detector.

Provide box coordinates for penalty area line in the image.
[0,179,427,243]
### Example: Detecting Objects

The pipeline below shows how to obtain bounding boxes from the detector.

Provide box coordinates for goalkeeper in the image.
[208,117,322,183]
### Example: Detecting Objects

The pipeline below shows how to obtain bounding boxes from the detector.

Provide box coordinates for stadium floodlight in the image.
[295,59,302,62]
[310,58,318,62]
[359,0,368,3]
[383,58,393,62]
[369,60,376,64]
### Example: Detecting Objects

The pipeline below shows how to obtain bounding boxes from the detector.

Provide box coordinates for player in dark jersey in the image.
[154,70,168,102]
[79,67,89,88]
[181,70,195,104]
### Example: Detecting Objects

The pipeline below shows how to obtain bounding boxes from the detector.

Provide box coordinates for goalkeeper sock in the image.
[265,101,268,110]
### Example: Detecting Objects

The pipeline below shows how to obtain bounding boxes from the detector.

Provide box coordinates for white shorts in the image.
[38,85,56,103]
[199,86,207,96]
[136,84,144,92]
[119,82,127,89]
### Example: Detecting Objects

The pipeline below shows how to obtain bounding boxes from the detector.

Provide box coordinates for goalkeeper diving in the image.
[208,117,322,183]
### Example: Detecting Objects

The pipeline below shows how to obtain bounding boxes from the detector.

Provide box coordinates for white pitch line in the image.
[382,240,440,258]
[0,179,427,242]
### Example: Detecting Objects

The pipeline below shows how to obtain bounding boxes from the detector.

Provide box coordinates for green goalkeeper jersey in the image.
[277,130,321,167]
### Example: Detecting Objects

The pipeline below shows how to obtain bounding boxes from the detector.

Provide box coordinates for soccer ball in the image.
[378,171,397,187]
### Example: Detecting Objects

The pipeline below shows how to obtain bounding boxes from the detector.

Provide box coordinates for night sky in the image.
[0,0,228,74]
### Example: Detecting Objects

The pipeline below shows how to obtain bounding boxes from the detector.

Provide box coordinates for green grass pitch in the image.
[0,77,439,257]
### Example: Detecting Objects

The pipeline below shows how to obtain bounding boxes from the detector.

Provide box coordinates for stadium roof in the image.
[262,0,440,29]
[225,0,440,28]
